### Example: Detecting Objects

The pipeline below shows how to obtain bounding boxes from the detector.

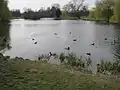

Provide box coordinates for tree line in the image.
[1,0,120,22]
[89,0,120,23]
[11,4,62,20]
[11,0,90,20]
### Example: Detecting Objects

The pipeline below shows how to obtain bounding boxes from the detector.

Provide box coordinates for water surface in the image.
[0,19,120,64]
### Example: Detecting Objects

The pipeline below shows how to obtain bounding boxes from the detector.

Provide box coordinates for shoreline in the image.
[11,17,120,25]
[80,18,120,25]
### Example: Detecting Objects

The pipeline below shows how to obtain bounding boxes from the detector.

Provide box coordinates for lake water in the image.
[1,19,120,65]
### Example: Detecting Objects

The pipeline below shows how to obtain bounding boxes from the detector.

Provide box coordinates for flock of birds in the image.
[30,31,98,57]
[1,31,119,62]
[1,30,117,58]
[30,31,119,58]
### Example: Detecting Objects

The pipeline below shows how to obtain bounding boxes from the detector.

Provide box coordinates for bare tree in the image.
[52,3,60,9]
[64,0,85,18]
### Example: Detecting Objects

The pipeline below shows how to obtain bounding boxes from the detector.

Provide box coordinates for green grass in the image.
[1,57,120,90]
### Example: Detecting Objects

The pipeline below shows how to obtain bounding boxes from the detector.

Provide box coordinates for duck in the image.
[73,39,77,41]
[34,42,37,44]
[86,53,91,56]
[65,47,70,50]
[54,33,58,35]
[32,38,35,40]
[104,38,107,40]
[49,52,57,57]
[91,43,95,46]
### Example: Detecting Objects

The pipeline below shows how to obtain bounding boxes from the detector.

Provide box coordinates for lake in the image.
[0,19,120,65]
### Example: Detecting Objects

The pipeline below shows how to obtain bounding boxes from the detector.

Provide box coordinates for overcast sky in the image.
[8,0,95,11]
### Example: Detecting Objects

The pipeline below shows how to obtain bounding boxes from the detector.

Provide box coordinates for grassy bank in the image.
[80,17,120,24]
[1,54,120,90]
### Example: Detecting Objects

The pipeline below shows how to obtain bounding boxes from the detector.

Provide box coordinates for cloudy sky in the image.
[8,0,95,11]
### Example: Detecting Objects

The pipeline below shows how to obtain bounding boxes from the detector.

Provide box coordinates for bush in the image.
[110,15,117,22]
[59,53,65,63]
[97,59,120,74]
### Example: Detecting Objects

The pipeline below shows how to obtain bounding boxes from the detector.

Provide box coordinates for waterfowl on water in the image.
[49,52,57,57]
[65,47,70,50]
[54,33,58,35]
[73,39,77,41]
[105,38,107,40]
[34,42,37,44]
[91,43,95,46]
[86,53,91,56]
[32,38,35,40]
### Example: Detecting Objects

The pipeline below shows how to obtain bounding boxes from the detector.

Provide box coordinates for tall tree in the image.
[65,0,85,18]
[115,0,120,23]
[94,0,103,19]
[0,0,11,21]
[51,3,62,18]
[101,0,114,22]
[89,0,114,22]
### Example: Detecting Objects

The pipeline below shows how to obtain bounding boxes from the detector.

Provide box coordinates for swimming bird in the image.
[32,38,35,40]
[49,52,57,57]
[54,33,58,35]
[86,53,91,56]
[65,47,70,50]
[105,38,107,40]
[91,43,95,46]
[73,39,77,41]
[34,42,37,44]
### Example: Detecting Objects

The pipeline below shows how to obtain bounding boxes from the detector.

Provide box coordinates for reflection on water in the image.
[0,19,120,63]
[0,22,11,52]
